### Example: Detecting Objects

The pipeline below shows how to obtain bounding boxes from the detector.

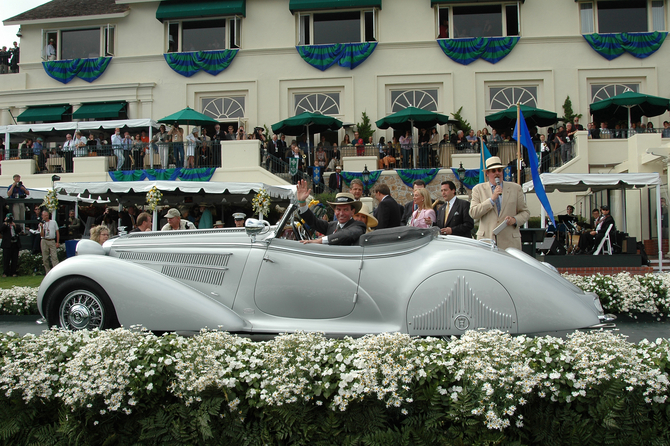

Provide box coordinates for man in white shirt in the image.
[111,128,124,170]
[73,131,88,158]
[62,134,76,172]
[40,210,60,273]
[46,39,56,60]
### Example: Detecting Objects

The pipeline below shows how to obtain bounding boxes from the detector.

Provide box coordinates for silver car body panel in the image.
[37,211,603,335]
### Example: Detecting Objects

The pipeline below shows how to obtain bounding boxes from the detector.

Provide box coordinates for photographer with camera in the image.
[7,174,29,233]
[1,213,21,277]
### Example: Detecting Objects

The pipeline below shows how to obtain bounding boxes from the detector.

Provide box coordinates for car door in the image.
[254,238,362,319]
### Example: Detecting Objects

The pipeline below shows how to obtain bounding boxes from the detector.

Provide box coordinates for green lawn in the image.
[0,275,43,289]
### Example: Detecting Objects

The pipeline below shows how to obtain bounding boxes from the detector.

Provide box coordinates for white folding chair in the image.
[593,224,614,255]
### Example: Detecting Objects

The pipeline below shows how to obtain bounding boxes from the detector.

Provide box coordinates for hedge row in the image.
[0,329,668,445]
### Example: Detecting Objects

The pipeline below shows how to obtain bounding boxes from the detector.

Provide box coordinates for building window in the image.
[489,86,537,111]
[294,93,341,116]
[42,25,116,60]
[436,3,519,39]
[579,1,664,33]
[298,9,377,45]
[168,17,241,52]
[201,96,246,120]
[390,89,439,113]
[591,83,639,102]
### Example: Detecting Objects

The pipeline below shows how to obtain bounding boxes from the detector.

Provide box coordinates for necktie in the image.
[443,202,450,226]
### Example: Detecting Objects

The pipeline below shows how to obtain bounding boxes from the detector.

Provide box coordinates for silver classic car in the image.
[37,204,612,335]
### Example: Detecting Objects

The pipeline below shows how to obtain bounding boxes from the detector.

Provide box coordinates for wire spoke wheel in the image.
[59,290,105,330]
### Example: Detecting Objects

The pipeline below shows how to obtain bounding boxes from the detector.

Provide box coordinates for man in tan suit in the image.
[470,156,529,250]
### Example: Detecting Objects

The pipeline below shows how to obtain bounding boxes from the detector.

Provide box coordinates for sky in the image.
[0,0,51,47]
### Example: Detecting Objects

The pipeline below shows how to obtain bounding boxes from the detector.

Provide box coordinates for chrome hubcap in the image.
[59,290,104,330]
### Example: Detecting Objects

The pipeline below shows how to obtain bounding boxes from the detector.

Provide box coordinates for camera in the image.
[6,216,13,223]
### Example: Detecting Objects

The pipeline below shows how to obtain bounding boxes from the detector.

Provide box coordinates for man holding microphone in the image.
[470,156,529,250]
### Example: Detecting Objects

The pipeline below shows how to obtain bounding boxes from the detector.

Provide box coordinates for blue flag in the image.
[478,140,493,183]
[513,108,556,227]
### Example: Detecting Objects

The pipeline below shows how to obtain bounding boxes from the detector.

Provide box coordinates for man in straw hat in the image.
[469,156,529,250]
[295,179,366,245]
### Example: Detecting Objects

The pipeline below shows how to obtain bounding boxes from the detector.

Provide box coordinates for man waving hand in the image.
[295,180,366,245]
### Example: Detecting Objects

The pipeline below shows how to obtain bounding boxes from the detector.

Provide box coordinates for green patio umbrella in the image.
[158,106,220,126]
[485,104,558,128]
[376,107,456,168]
[272,112,343,165]
[590,91,670,129]
[375,107,456,129]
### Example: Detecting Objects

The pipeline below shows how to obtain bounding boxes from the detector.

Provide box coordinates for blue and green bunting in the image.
[437,37,519,65]
[340,170,382,192]
[450,168,480,190]
[42,57,112,84]
[164,49,238,77]
[396,169,440,188]
[110,167,216,182]
[296,42,378,71]
[583,32,667,60]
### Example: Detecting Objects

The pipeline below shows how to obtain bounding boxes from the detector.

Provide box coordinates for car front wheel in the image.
[46,278,120,330]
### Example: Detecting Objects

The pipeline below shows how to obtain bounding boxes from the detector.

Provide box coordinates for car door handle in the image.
[263,255,274,263]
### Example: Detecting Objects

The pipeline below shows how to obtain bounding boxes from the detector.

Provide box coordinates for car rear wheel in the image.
[46,278,120,330]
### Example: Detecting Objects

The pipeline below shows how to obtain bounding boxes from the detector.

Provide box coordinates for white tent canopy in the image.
[54,181,296,204]
[522,173,663,270]
[522,173,662,193]
[0,119,160,135]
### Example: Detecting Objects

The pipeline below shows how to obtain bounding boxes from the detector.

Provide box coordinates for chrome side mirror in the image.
[245,218,270,242]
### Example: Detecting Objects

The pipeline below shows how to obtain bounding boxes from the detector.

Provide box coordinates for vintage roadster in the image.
[37,204,612,335]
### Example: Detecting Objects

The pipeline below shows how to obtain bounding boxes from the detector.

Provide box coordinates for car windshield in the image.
[273,203,298,238]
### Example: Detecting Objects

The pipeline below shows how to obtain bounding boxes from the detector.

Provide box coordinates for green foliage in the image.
[357,111,374,141]
[0,248,66,277]
[558,96,583,125]
[452,107,472,134]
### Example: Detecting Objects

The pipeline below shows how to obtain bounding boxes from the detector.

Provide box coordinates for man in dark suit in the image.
[328,165,344,192]
[296,180,366,246]
[592,204,615,249]
[373,183,401,229]
[434,180,474,237]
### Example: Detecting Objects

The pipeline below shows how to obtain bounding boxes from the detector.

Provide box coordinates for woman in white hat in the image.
[353,207,378,233]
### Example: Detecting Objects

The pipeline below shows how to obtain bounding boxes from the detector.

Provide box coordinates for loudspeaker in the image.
[622,236,637,254]
[546,237,567,255]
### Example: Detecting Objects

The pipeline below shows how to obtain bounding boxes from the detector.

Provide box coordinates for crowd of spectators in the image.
[0,42,19,74]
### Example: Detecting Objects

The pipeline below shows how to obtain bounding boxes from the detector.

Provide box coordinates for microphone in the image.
[495,177,502,195]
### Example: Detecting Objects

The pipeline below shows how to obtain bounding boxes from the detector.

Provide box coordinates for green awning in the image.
[72,102,127,120]
[289,0,382,13]
[16,104,71,123]
[156,0,245,21]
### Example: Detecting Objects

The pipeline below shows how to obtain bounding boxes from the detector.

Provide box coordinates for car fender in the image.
[38,256,250,332]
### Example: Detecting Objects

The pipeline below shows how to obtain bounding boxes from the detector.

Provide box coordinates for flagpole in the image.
[516,103,522,185]
[480,136,485,183]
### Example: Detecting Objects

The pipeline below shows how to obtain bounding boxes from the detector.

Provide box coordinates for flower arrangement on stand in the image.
[146,186,163,212]
[252,188,271,221]
[41,190,59,213]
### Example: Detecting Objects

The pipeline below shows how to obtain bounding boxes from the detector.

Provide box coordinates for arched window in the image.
[390,89,439,112]
[590,83,639,103]
[201,96,246,120]
[489,86,537,111]
[294,93,340,115]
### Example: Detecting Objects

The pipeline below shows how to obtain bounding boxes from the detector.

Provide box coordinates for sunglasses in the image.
[489,168,503,173]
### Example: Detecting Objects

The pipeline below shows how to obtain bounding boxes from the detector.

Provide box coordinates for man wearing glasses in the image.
[470,156,529,250]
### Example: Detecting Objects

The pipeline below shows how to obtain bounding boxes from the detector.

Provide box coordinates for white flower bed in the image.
[563,272,670,316]
[0,286,38,315]
[0,329,668,432]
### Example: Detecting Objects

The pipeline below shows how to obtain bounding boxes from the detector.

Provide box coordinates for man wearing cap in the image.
[161,208,196,231]
[295,179,366,245]
[470,156,529,250]
[233,213,246,228]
